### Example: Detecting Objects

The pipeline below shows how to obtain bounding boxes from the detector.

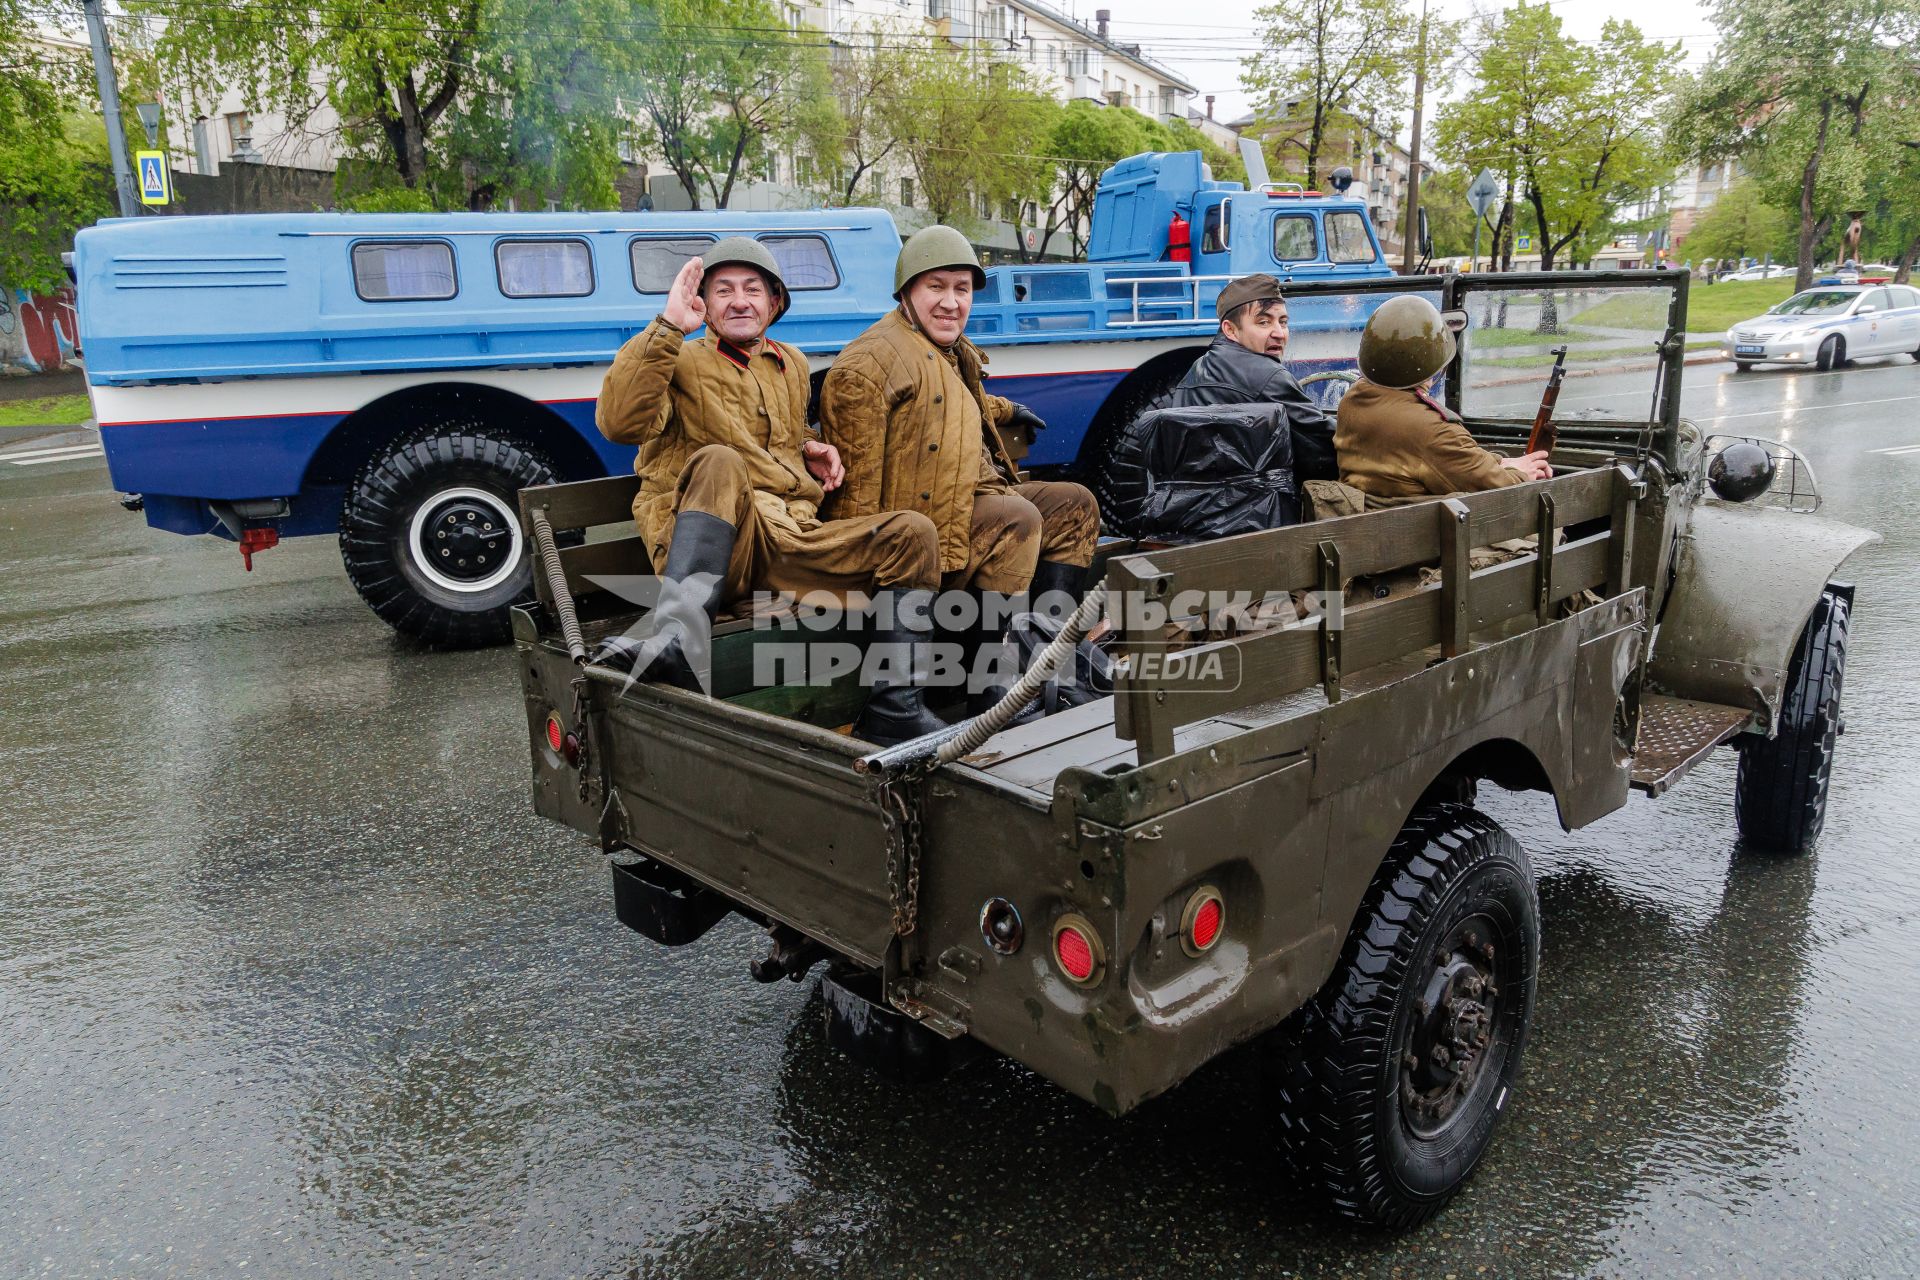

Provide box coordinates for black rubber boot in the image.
[852,589,953,747]
[1029,559,1088,623]
[589,511,735,692]
[965,589,1024,717]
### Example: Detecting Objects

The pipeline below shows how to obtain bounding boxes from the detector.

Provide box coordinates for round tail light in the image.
[1052,913,1105,986]
[1181,886,1225,957]
[545,711,565,752]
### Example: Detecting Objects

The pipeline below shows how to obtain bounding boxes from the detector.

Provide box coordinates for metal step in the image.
[1630,693,1756,797]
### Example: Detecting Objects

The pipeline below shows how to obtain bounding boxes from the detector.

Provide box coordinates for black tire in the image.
[1081,363,1192,535]
[340,427,560,648]
[1734,361,1755,373]
[1815,335,1843,371]
[1734,587,1851,852]
[1279,804,1539,1229]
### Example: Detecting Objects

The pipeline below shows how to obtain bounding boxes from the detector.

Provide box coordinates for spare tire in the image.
[340,426,560,648]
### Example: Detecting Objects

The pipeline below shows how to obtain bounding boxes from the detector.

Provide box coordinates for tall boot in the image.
[852,588,953,747]
[967,589,1027,717]
[1029,559,1088,623]
[589,510,735,692]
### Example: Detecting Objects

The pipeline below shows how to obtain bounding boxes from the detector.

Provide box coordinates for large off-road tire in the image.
[1279,804,1539,1229]
[340,427,560,648]
[1081,363,1191,535]
[1734,587,1851,852]
[1815,335,1844,371]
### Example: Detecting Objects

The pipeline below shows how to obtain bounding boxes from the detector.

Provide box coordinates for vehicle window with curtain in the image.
[1272,215,1316,262]
[1324,212,1377,263]
[629,237,715,292]
[351,241,457,301]
[759,235,841,289]
[495,239,594,298]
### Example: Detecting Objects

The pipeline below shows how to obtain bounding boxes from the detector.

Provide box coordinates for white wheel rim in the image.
[406,486,525,594]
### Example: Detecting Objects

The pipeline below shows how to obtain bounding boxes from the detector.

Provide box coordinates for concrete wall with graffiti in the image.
[1,287,81,374]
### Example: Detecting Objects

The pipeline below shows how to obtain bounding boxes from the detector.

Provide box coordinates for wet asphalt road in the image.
[4,356,1920,1278]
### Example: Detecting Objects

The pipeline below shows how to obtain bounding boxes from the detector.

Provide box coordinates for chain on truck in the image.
[512,267,1874,1227]
[72,149,1397,646]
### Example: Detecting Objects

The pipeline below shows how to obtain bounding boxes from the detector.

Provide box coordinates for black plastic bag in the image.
[1101,403,1303,543]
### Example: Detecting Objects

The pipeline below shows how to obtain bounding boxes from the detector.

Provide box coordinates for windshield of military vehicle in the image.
[1773,290,1858,315]
[1456,283,1679,422]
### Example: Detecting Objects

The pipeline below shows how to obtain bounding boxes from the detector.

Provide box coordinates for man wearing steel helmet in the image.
[819,225,1100,719]
[1157,273,1337,480]
[593,237,944,729]
[1336,295,1551,502]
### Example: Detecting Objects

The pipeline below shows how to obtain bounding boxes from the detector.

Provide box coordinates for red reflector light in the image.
[1181,886,1225,956]
[546,713,564,752]
[1191,897,1222,949]
[1057,928,1093,980]
[1051,913,1104,985]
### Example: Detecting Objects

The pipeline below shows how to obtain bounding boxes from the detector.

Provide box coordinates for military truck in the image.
[513,270,1873,1227]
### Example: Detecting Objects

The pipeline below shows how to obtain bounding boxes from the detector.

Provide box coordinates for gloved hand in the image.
[1005,403,1047,436]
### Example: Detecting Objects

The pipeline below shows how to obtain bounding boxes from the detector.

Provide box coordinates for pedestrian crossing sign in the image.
[135,150,171,206]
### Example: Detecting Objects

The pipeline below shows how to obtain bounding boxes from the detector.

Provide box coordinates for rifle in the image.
[1525,345,1570,458]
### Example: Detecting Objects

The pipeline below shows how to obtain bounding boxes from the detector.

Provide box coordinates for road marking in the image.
[5,445,104,466]
[1870,444,1920,455]
[1694,393,1920,426]
[1,440,103,461]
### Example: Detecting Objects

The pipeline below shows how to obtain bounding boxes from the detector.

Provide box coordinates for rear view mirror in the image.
[1418,207,1433,258]
[1857,304,1877,314]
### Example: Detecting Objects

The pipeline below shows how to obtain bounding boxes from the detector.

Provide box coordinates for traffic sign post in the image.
[1465,168,1499,272]
[135,150,171,206]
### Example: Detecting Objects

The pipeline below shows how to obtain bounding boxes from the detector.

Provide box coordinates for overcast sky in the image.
[1088,0,1719,132]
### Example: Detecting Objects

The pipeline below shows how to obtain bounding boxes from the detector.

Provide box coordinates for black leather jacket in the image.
[1156,335,1338,480]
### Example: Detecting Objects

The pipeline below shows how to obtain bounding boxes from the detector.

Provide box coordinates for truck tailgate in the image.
[590,672,897,967]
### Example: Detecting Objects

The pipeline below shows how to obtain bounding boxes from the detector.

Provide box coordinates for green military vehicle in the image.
[513,271,1874,1227]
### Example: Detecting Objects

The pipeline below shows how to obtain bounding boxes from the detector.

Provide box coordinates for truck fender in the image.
[1648,502,1878,735]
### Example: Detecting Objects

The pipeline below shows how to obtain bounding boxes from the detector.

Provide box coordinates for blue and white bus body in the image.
[74,196,1394,641]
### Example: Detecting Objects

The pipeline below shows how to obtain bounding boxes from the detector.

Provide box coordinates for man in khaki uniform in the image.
[593,237,949,746]
[1336,295,1552,503]
[819,226,1100,702]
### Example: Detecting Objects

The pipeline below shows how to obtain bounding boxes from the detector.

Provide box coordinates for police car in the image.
[1726,282,1920,371]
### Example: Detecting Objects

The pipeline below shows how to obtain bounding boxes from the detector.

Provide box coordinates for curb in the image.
[1469,350,1725,391]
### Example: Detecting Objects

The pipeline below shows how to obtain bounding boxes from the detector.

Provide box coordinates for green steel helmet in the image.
[1358,295,1467,389]
[894,224,986,298]
[700,236,789,320]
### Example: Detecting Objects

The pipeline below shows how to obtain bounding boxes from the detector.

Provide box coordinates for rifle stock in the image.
[1525,345,1570,457]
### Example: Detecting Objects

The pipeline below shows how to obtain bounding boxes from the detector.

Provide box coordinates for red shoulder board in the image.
[1413,389,1458,421]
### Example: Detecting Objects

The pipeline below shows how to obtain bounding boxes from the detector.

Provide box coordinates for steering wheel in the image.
[1299,369,1360,412]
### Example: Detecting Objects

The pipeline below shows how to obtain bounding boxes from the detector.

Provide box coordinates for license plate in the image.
[1734,344,1764,355]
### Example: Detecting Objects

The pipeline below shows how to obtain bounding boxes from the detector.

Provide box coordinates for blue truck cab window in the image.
[495,238,594,298]
[1326,211,1376,264]
[630,236,715,292]
[1273,215,1316,262]
[351,241,457,301]
[760,234,840,289]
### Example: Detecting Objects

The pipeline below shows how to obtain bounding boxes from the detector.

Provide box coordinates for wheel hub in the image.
[1401,923,1500,1137]
[406,486,524,594]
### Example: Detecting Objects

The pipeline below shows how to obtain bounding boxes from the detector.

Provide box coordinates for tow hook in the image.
[749,924,829,983]
[239,527,279,571]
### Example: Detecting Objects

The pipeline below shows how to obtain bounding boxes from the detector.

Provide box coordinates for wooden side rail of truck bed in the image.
[1107,464,1645,764]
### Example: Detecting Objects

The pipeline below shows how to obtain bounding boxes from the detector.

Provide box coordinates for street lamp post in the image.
[82,0,138,217]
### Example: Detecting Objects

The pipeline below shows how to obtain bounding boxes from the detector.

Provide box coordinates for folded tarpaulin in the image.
[1104,403,1302,543]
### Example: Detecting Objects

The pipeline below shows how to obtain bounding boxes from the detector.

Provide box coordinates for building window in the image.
[495,238,594,298]
[900,176,914,207]
[224,110,250,151]
[351,241,457,301]
[629,236,715,293]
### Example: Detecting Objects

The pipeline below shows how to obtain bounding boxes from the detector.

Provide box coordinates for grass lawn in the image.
[1465,325,1606,349]
[1573,278,1797,333]
[0,394,92,428]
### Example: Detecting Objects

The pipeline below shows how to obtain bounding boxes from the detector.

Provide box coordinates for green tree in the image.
[1675,0,1920,290]
[1681,177,1794,266]
[0,2,110,293]
[1436,4,1680,273]
[140,0,629,209]
[1241,0,1416,190]
[875,42,1051,227]
[625,0,838,210]
[1418,165,1479,259]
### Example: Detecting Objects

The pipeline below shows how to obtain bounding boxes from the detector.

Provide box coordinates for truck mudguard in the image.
[1649,501,1877,734]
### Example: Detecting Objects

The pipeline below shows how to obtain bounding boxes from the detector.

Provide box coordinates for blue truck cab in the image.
[73,150,1396,645]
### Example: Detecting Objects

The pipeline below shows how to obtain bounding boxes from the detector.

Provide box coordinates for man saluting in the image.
[593,238,951,746]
